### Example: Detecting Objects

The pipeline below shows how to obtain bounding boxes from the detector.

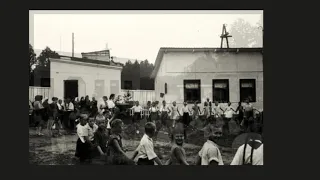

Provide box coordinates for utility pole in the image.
[72,33,74,57]
[220,24,232,48]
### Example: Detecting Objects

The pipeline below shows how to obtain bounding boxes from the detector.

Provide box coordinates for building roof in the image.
[81,49,110,56]
[54,55,123,67]
[150,47,263,78]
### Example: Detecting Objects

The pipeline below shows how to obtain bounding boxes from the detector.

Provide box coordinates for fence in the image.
[29,86,50,101]
[121,89,155,106]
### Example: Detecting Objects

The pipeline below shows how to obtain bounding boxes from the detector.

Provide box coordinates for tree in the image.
[121,59,155,90]
[29,44,37,73]
[32,47,60,87]
[228,17,263,48]
[29,44,37,86]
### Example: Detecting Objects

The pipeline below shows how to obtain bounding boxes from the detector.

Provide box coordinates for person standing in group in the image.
[64,98,75,133]
[166,123,189,165]
[47,97,61,137]
[230,133,263,165]
[75,114,93,164]
[97,96,108,115]
[203,101,210,126]
[84,96,91,113]
[91,97,98,117]
[80,97,85,113]
[57,99,64,128]
[149,102,159,124]
[235,102,244,126]
[191,101,201,127]
[222,102,236,136]
[42,97,50,129]
[107,94,116,109]
[205,98,212,108]
[106,119,135,165]
[170,101,181,128]
[131,101,143,134]
[131,122,163,165]
[181,102,191,140]
[196,125,224,165]
[33,95,45,136]
[156,100,171,139]
[212,101,223,118]
[243,98,254,132]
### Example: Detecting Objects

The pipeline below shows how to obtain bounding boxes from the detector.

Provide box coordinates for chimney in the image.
[105,43,108,50]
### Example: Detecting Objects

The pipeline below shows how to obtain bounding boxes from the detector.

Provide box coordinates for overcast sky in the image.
[30,10,262,63]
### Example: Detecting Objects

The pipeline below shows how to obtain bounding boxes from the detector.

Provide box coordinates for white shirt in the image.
[160,105,170,112]
[198,140,224,165]
[98,100,107,113]
[135,134,157,161]
[132,105,143,113]
[224,106,234,118]
[107,100,115,109]
[243,103,253,112]
[212,104,222,115]
[149,107,158,112]
[33,101,44,110]
[77,124,89,143]
[57,103,62,110]
[182,106,189,113]
[66,102,74,111]
[231,141,263,165]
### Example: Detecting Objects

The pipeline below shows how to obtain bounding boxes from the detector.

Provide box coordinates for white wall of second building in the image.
[50,59,122,100]
[154,51,263,110]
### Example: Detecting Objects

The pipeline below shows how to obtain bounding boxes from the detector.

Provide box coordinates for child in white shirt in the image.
[131,101,143,134]
[196,125,224,165]
[75,114,94,164]
[132,122,163,165]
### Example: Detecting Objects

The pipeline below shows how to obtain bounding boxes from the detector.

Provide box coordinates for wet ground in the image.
[29,117,239,165]
[29,129,235,165]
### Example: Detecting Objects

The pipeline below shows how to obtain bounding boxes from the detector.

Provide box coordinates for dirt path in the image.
[29,128,235,165]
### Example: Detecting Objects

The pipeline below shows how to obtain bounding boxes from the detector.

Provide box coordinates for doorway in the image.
[64,80,78,99]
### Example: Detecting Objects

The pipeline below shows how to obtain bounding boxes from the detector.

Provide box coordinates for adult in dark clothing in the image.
[42,98,50,123]
[84,95,91,113]
[80,97,86,113]
[235,102,244,125]
[91,97,98,117]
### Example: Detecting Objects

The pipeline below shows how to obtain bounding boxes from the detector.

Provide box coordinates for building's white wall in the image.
[50,60,121,100]
[154,51,263,110]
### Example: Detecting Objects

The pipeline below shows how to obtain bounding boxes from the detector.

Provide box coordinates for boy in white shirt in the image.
[131,122,163,165]
[223,102,236,136]
[131,101,143,134]
[196,125,224,165]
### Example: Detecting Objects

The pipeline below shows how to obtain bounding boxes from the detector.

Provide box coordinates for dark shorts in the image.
[133,112,141,123]
[183,113,190,125]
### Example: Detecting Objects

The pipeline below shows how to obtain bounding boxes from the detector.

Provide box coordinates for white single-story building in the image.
[150,47,263,110]
[49,54,122,100]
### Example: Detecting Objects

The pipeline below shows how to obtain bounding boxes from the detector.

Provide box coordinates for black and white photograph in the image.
[29,10,263,165]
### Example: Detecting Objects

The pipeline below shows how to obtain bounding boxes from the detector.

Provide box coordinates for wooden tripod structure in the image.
[220,24,232,48]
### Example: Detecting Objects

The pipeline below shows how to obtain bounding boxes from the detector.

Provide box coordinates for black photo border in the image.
[1,0,305,180]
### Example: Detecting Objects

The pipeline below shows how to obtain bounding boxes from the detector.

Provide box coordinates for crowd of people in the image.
[29,94,263,165]
[75,114,263,165]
